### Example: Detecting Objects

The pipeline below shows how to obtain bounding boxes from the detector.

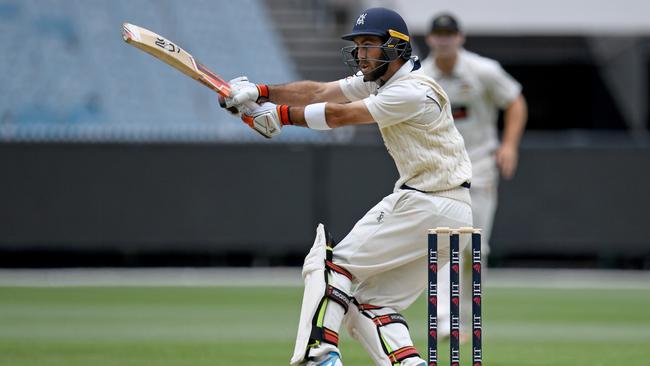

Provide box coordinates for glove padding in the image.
[241,102,285,139]
[223,76,266,110]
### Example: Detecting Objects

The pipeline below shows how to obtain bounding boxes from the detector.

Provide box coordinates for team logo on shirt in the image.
[376,211,385,223]
[451,105,468,120]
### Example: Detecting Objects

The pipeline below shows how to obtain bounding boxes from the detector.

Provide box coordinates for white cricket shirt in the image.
[419,49,521,185]
[339,59,472,202]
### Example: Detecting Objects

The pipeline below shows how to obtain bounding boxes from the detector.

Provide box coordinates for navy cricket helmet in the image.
[342,7,411,44]
[340,8,415,80]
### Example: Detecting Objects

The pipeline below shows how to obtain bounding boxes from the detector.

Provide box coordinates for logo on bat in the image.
[154,37,180,53]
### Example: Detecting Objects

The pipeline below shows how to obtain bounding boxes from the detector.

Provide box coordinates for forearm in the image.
[285,101,374,129]
[241,99,372,138]
[267,81,345,105]
[501,94,528,148]
[287,106,307,127]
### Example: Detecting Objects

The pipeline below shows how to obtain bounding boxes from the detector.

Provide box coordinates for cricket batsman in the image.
[222,7,473,366]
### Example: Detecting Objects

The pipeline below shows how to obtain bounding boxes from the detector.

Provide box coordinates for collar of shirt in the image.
[377,58,417,91]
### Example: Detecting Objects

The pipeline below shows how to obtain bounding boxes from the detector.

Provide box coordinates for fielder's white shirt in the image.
[419,49,521,185]
[338,60,472,202]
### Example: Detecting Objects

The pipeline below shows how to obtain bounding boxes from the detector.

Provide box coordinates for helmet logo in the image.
[356,13,367,25]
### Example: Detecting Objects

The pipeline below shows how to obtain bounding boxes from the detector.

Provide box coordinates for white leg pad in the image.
[344,305,425,366]
[291,224,328,365]
[344,305,390,366]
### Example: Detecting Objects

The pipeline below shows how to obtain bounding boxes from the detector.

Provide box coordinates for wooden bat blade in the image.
[122,22,231,98]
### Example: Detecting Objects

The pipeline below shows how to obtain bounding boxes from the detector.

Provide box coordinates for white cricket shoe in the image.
[306,352,342,366]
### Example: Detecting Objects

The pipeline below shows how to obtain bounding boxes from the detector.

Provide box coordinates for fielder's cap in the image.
[430,13,461,33]
[342,7,411,43]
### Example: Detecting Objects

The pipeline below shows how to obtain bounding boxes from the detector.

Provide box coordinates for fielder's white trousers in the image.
[333,188,472,312]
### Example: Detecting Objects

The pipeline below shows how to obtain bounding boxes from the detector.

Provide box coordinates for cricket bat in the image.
[122,22,258,112]
[122,22,274,136]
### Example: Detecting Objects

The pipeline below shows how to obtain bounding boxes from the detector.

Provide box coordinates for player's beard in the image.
[360,60,390,82]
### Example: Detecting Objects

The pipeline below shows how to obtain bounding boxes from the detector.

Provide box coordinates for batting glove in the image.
[241,102,292,139]
[222,76,269,109]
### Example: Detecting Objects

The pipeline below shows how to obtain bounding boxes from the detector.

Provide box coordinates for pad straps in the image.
[356,302,420,365]
[307,232,353,348]
[372,313,409,329]
[310,326,340,347]
[356,303,409,329]
[326,285,351,313]
[325,240,353,281]
[388,346,419,364]
[307,285,350,347]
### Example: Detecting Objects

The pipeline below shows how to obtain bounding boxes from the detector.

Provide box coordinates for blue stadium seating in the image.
[0,0,332,142]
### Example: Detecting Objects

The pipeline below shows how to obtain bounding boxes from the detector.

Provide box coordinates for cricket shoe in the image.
[401,358,427,366]
[306,352,342,366]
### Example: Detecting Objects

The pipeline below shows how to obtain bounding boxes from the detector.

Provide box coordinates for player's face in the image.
[427,31,464,58]
[353,36,385,78]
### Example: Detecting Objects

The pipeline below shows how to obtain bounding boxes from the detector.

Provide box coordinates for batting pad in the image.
[291,224,329,364]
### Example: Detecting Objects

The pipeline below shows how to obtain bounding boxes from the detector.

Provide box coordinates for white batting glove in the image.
[223,76,269,109]
[241,102,292,139]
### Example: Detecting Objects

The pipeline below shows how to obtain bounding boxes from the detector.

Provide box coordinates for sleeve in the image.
[480,61,522,109]
[338,72,377,102]
[363,80,424,128]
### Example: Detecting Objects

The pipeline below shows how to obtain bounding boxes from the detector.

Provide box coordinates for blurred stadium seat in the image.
[0,0,347,142]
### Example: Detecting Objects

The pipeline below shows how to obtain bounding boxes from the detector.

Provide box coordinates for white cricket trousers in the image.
[333,188,472,312]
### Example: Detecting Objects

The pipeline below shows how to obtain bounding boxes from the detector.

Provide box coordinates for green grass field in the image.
[1,284,649,365]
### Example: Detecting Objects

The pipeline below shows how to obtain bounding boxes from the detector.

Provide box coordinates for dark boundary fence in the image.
[1,139,649,268]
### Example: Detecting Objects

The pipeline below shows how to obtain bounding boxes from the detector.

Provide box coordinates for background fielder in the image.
[224,7,473,366]
[419,13,528,338]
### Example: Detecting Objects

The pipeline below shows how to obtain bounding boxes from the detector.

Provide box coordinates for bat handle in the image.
[218,96,259,115]
[218,95,240,115]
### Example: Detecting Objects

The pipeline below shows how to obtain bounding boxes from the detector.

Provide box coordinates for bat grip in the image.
[219,96,259,115]
[218,95,240,115]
